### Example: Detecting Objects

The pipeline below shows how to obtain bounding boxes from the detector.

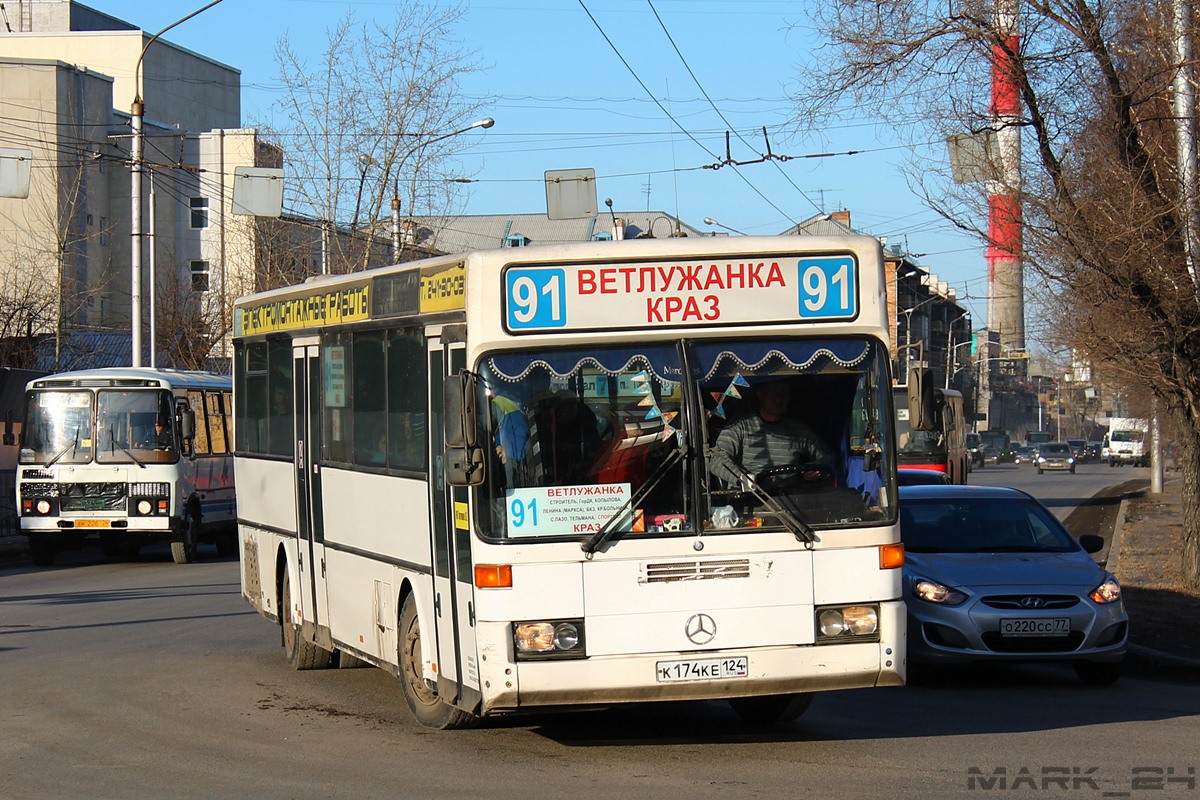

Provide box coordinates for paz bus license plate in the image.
[656,656,748,682]
[74,519,111,528]
[1000,618,1070,636]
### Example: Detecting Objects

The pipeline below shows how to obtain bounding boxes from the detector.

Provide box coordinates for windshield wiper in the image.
[708,449,817,545]
[44,426,81,468]
[108,428,146,468]
[581,445,687,556]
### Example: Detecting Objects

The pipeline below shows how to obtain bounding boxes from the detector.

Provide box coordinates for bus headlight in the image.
[513,620,585,660]
[128,483,169,516]
[816,605,879,643]
[36,499,52,515]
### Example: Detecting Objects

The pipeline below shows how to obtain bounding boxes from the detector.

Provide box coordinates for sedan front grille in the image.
[981,595,1079,610]
[982,631,1086,653]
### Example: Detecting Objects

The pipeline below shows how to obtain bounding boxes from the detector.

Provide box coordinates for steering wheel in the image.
[755,462,836,492]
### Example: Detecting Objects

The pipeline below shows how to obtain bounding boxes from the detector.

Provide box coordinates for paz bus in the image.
[893,385,969,483]
[233,235,907,729]
[16,368,236,566]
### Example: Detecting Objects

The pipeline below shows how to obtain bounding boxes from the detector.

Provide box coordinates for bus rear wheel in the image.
[280,569,333,670]
[398,595,477,730]
[728,693,814,725]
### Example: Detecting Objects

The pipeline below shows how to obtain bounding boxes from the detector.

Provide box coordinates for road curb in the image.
[1108,490,1200,676]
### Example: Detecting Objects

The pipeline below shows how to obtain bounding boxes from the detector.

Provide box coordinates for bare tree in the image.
[268,2,488,273]
[793,1,1200,588]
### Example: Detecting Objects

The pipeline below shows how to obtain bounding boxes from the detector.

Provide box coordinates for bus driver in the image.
[708,380,837,490]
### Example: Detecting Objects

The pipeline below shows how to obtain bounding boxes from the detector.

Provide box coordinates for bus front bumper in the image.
[477,613,905,715]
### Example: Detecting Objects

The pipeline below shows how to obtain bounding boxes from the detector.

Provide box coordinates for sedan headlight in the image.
[1089,576,1122,604]
[513,619,585,660]
[1037,457,1046,463]
[912,577,969,605]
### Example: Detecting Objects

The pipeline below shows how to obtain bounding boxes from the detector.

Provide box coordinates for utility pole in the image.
[129,0,224,367]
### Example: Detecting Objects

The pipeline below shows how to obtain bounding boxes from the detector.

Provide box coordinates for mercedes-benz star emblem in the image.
[685,613,717,645]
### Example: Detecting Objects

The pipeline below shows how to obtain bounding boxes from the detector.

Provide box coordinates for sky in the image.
[89,0,992,319]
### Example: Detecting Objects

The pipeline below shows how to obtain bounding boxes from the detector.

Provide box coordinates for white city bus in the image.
[234,236,906,729]
[17,368,236,566]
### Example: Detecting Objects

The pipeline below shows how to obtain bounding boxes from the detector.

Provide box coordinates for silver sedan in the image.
[899,484,1128,684]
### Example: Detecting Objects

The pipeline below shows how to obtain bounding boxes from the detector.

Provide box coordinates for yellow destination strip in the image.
[240,285,370,335]
[420,264,466,312]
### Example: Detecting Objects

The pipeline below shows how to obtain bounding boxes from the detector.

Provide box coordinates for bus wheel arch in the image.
[397,590,477,729]
[278,551,333,670]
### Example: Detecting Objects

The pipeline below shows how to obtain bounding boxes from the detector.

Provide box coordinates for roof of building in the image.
[404,211,707,254]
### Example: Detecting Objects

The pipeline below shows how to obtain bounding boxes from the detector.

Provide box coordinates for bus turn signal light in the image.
[880,543,905,569]
[474,564,512,588]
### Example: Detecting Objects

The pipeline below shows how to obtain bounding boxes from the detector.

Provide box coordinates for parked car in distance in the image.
[898,484,1127,684]
[898,467,953,486]
[1037,442,1076,474]
[1067,439,1089,463]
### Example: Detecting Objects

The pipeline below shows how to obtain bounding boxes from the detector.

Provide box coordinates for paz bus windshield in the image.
[20,389,179,465]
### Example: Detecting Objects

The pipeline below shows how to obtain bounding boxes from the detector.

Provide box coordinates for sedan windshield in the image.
[901,497,1080,553]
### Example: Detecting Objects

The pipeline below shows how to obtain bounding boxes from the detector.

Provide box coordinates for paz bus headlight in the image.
[513,620,585,660]
[129,482,170,516]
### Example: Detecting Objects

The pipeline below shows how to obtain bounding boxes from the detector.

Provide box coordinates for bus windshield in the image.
[20,390,94,466]
[19,389,179,466]
[477,336,893,541]
[95,390,178,463]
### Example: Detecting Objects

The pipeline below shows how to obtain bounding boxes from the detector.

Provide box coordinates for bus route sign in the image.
[503,255,857,333]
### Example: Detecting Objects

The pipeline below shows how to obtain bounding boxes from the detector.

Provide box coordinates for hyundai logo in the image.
[685,613,717,645]
[1019,596,1046,609]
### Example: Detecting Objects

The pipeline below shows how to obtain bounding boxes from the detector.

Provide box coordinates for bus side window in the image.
[189,391,211,455]
[207,391,229,454]
[387,328,427,470]
[353,333,386,467]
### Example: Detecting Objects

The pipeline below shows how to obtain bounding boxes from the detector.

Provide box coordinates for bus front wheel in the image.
[171,511,199,564]
[280,569,333,670]
[398,595,478,730]
[728,692,814,725]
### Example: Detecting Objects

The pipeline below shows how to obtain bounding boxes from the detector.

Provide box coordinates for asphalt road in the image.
[3,467,1197,799]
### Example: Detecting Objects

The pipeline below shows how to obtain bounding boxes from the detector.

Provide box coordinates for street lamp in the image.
[129,0,225,367]
[900,306,917,379]
[945,310,970,388]
[703,217,748,236]
[390,117,494,261]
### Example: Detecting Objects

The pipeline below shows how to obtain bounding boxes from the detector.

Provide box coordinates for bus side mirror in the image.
[907,367,936,431]
[180,408,197,440]
[444,371,485,486]
[444,370,478,449]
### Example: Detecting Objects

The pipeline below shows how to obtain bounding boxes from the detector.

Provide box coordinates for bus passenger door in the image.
[294,342,331,649]
[428,336,481,711]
